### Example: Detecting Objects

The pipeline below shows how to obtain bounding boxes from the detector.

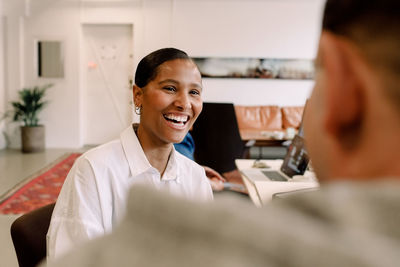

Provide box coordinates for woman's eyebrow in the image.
[159,79,202,90]
[190,83,203,90]
[158,79,179,85]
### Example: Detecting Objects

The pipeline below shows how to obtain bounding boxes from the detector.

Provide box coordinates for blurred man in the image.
[305,0,400,182]
[45,0,400,266]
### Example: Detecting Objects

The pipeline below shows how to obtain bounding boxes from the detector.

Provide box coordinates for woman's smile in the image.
[163,113,190,129]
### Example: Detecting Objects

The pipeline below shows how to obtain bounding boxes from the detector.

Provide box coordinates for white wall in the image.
[24,2,82,148]
[170,0,324,105]
[0,2,5,149]
[2,0,325,148]
[1,0,27,149]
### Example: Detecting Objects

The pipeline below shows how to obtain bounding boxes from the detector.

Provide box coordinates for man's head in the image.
[304,0,400,182]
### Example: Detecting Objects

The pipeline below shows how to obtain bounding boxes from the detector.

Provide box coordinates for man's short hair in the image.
[322,0,400,109]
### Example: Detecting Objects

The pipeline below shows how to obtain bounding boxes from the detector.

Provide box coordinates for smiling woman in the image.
[46,48,213,260]
[133,57,203,149]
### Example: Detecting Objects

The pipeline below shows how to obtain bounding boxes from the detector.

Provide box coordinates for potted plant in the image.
[9,84,52,153]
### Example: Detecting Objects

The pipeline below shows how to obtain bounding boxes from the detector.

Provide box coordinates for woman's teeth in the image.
[164,114,189,124]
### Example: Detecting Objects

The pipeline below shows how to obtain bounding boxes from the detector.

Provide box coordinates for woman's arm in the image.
[47,157,106,259]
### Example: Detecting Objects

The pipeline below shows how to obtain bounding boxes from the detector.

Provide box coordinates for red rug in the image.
[0,153,81,215]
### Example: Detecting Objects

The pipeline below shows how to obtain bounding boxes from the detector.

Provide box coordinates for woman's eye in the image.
[190,89,200,96]
[163,86,176,92]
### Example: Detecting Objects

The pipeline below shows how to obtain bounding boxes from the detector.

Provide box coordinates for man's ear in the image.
[133,85,143,107]
[320,32,365,151]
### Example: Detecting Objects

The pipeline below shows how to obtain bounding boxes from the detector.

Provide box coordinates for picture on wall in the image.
[192,57,314,80]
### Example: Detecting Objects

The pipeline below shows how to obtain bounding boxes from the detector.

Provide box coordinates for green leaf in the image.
[4,84,53,127]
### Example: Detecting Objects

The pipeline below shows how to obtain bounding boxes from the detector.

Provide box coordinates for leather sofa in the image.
[234,105,304,138]
[234,105,304,160]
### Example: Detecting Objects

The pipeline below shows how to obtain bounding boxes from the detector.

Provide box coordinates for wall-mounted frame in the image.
[193,57,314,80]
[34,40,65,78]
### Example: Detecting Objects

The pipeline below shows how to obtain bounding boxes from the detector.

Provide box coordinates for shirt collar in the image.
[120,125,152,177]
[162,148,180,183]
[120,125,179,182]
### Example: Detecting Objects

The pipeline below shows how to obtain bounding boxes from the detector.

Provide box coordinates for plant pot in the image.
[21,125,45,153]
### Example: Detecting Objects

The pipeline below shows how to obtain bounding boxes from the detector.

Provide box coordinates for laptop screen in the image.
[280,101,309,178]
[280,134,310,178]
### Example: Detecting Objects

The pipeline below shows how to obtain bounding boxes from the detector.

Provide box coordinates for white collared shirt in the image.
[47,126,213,259]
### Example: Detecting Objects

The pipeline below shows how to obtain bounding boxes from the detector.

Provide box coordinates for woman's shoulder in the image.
[66,139,130,188]
[79,139,124,166]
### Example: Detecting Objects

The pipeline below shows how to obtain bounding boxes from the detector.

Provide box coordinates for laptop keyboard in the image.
[261,170,287,181]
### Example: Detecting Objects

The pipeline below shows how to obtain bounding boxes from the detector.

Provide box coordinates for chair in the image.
[10,203,55,267]
[191,102,246,174]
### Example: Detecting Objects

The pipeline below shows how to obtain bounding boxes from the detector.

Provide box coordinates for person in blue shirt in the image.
[174,132,196,161]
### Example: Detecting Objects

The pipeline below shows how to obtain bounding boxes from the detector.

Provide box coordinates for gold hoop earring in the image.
[135,106,142,115]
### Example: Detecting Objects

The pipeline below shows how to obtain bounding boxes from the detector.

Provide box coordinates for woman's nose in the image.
[175,92,191,110]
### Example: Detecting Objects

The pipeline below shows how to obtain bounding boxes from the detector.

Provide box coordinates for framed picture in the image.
[193,57,314,80]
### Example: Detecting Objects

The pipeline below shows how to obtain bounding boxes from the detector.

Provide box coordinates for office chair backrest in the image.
[191,102,245,173]
[11,203,55,267]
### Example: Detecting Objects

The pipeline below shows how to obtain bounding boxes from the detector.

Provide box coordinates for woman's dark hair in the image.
[135,48,191,88]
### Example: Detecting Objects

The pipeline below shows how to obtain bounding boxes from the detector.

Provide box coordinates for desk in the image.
[235,159,319,207]
[239,129,291,147]
[239,130,290,159]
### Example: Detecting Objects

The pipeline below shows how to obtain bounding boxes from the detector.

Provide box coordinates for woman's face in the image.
[134,59,203,145]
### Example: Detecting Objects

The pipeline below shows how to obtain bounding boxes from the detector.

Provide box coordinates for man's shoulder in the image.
[276,180,400,231]
[282,180,400,206]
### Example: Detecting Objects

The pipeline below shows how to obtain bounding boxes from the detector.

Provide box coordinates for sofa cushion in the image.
[234,105,282,131]
[281,106,304,129]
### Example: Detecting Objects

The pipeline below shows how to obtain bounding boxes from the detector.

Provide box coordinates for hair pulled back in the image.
[135,48,191,88]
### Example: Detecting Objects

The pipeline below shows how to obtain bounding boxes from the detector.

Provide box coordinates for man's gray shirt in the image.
[45,180,400,267]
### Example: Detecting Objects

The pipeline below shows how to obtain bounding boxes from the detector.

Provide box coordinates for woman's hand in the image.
[203,166,226,191]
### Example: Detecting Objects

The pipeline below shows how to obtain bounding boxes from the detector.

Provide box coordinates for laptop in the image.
[237,103,318,206]
[241,102,310,183]
[241,134,309,182]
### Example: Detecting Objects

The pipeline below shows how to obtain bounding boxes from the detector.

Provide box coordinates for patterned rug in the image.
[0,153,81,215]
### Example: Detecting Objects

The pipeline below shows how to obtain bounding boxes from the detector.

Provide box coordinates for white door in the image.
[82,24,134,145]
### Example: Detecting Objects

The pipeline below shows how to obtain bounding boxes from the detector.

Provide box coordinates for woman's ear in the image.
[133,85,143,107]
